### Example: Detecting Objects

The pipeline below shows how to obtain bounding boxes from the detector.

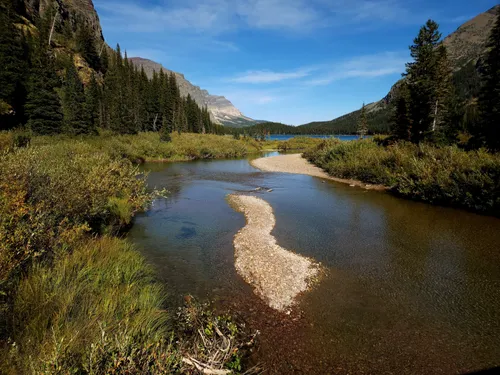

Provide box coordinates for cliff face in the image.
[130,57,258,127]
[20,0,104,42]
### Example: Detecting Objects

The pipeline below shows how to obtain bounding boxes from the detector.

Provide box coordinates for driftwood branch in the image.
[182,357,231,375]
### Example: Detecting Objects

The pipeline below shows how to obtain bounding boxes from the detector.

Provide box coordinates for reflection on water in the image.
[128,154,500,374]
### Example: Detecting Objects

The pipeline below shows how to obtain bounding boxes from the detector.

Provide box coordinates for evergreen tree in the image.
[391,83,412,141]
[477,8,500,151]
[25,37,62,135]
[85,72,100,133]
[76,22,101,71]
[62,57,90,134]
[150,71,161,131]
[100,46,109,74]
[0,0,28,128]
[405,20,452,143]
[357,103,368,139]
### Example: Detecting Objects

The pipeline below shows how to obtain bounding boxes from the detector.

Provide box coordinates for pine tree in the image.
[62,57,90,134]
[391,83,412,141]
[100,46,109,74]
[0,0,28,128]
[477,8,500,151]
[405,20,451,143]
[76,22,101,71]
[357,103,368,139]
[149,71,161,132]
[85,72,100,133]
[25,38,62,135]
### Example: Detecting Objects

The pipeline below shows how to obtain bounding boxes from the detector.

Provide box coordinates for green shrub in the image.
[305,139,500,215]
[277,137,324,152]
[0,141,150,301]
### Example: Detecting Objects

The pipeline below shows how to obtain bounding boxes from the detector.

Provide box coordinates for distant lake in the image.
[267,134,368,141]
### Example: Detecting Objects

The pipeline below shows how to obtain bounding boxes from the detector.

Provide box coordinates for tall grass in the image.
[5,237,178,374]
[305,139,500,215]
[32,132,259,162]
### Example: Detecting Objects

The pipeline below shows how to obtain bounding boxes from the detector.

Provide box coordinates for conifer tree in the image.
[477,8,500,151]
[391,83,412,141]
[405,20,452,142]
[85,72,100,133]
[0,0,28,128]
[62,58,89,134]
[76,22,101,71]
[357,103,369,139]
[25,49,63,134]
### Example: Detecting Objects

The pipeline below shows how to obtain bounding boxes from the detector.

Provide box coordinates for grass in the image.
[305,139,500,216]
[5,237,177,374]
[32,131,260,163]
[0,131,260,374]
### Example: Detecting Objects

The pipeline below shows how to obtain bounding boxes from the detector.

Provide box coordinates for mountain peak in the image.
[129,57,256,127]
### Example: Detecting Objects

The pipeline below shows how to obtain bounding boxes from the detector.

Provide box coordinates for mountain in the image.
[129,57,262,127]
[298,5,500,135]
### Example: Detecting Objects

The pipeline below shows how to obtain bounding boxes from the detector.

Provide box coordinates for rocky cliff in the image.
[129,57,259,127]
[19,0,104,42]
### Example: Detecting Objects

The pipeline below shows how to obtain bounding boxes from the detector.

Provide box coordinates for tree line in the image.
[0,0,222,139]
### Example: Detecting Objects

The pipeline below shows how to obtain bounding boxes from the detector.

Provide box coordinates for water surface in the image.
[267,134,366,141]
[129,155,500,374]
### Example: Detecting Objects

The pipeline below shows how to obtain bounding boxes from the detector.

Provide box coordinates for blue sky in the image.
[94,0,498,125]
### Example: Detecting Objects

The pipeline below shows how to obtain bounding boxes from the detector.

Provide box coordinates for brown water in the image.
[128,154,500,374]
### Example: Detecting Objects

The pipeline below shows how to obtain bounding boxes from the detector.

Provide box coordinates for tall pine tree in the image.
[391,82,412,141]
[405,20,453,143]
[477,8,500,151]
[357,103,368,139]
[25,27,62,135]
[62,57,90,134]
[85,72,100,134]
[0,0,28,128]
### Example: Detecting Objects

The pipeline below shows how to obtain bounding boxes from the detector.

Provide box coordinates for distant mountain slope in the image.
[129,57,261,127]
[298,5,499,134]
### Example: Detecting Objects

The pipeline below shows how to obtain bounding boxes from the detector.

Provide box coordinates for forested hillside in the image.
[0,0,222,137]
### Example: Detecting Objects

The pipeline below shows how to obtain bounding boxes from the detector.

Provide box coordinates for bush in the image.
[305,139,500,215]
[277,137,324,152]
[0,141,151,320]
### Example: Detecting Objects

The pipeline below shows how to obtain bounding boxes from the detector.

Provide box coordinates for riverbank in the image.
[251,153,388,191]
[0,133,258,374]
[304,139,500,216]
[228,195,319,312]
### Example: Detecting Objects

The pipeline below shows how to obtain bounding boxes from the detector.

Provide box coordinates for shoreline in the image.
[251,153,388,191]
[227,194,319,312]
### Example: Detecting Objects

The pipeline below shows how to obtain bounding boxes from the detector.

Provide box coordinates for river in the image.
[128,152,500,374]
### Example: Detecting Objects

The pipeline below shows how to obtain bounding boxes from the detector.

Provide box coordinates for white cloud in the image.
[307,52,407,85]
[225,52,407,87]
[229,68,315,84]
[95,0,419,35]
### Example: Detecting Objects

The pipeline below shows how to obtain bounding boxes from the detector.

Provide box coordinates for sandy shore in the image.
[228,194,319,312]
[251,154,388,191]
